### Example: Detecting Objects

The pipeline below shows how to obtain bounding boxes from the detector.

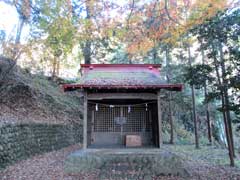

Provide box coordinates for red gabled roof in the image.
[63,64,183,91]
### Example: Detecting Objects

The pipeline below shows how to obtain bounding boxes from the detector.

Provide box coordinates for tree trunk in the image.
[83,41,91,64]
[56,60,60,77]
[191,84,199,149]
[52,56,57,79]
[153,47,157,64]
[4,18,25,78]
[165,47,174,144]
[204,86,212,145]
[129,57,132,64]
[218,42,235,157]
[15,18,25,44]
[13,18,25,57]
[211,43,234,166]
[83,3,91,64]
[201,47,212,145]
[187,45,199,149]
[1,17,26,83]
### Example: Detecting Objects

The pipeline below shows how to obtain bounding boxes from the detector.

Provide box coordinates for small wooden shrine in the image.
[63,64,182,149]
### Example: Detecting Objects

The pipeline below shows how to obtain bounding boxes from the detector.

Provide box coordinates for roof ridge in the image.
[81,64,162,68]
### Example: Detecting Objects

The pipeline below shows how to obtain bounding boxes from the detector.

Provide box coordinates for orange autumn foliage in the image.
[125,0,229,55]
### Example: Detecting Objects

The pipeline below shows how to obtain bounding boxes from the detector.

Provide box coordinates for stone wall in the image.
[0,123,82,169]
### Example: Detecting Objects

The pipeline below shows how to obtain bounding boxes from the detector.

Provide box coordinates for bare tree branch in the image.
[126,0,135,29]
[164,0,181,25]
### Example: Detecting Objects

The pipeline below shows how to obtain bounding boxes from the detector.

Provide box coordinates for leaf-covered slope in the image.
[0,58,82,125]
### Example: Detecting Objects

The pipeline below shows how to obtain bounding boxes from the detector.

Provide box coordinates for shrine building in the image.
[63,64,182,149]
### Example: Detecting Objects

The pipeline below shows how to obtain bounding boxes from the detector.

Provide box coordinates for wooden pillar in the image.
[83,91,88,149]
[157,91,163,148]
[91,110,94,145]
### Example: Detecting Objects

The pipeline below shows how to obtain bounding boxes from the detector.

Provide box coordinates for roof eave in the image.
[63,84,183,92]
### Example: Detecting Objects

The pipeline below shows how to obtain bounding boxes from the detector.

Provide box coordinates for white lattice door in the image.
[91,105,152,146]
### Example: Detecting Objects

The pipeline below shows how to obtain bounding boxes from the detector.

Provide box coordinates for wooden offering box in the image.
[125,135,142,147]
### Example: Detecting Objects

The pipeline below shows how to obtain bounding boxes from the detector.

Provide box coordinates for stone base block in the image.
[64,148,189,179]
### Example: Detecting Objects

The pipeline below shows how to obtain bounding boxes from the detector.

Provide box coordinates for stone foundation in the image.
[64,148,189,179]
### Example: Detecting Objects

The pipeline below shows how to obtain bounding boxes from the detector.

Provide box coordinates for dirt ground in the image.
[0,144,240,180]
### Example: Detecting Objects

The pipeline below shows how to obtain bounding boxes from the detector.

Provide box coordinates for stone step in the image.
[64,148,190,179]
